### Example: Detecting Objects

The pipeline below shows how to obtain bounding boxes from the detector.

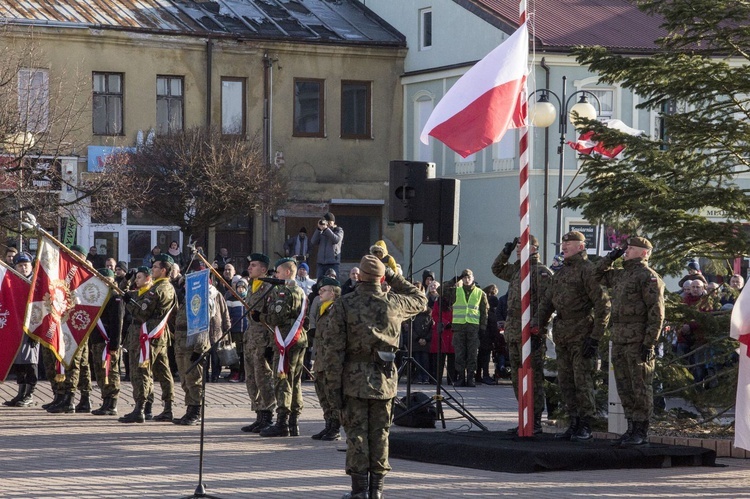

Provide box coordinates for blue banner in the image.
[186,270,209,337]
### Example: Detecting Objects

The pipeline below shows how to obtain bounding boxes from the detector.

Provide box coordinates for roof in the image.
[0,0,405,46]
[458,0,666,53]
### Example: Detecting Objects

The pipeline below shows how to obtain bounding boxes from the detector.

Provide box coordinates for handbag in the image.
[216,335,240,366]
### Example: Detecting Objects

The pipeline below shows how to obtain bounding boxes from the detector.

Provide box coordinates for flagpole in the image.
[0,258,31,283]
[517,0,534,438]
[188,244,250,309]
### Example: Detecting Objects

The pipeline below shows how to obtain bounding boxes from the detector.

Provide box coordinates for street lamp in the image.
[530,75,601,251]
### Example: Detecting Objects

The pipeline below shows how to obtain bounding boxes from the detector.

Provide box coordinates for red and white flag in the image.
[0,261,31,381]
[138,308,173,368]
[730,285,750,451]
[420,22,528,158]
[568,119,643,158]
[23,235,111,368]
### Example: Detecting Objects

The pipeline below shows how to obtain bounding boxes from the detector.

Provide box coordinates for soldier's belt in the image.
[555,312,591,321]
[347,354,373,363]
[612,317,647,324]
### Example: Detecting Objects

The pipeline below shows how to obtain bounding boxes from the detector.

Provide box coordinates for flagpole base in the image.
[181,483,221,499]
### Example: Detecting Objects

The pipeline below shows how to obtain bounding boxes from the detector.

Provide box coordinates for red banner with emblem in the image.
[0,261,31,381]
[23,235,111,368]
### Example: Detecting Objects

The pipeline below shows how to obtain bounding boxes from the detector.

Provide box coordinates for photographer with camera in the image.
[310,212,344,279]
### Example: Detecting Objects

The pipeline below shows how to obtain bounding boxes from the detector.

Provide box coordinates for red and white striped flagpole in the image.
[517,0,534,438]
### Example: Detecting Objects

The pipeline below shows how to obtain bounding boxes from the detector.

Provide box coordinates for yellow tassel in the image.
[139,360,150,369]
[278,372,287,379]
[54,373,65,382]
[104,376,109,385]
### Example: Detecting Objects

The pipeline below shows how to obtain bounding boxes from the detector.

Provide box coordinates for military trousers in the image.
[42,347,62,393]
[452,324,480,375]
[272,336,307,416]
[314,370,339,421]
[244,327,276,412]
[152,335,175,403]
[556,337,597,418]
[612,342,655,421]
[174,331,205,407]
[342,396,394,475]
[63,342,91,394]
[90,343,121,399]
[508,338,546,418]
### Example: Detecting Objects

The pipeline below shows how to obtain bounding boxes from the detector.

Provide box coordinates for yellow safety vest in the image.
[453,287,482,325]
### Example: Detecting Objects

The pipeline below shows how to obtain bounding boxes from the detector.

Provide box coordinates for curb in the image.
[593,431,746,458]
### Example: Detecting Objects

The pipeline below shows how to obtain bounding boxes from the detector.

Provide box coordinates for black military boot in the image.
[260,413,289,437]
[106,397,119,416]
[44,392,65,411]
[4,384,25,406]
[312,419,332,440]
[533,414,543,435]
[144,401,153,420]
[16,384,35,407]
[175,405,202,426]
[455,372,465,387]
[153,401,173,422]
[48,393,75,414]
[571,416,593,442]
[621,420,649,447]
[465,372,477,387]
[75,391,91,413]
[92,397,111,415]
[241,412,263,433]
[119,402,146,423]
[322,419,341,441]
[555,416,579,440]
[289,413,300,436]
[252,410,274,433]
[369,473,385,499]
[612,419,634,446]
[342,472,369,499]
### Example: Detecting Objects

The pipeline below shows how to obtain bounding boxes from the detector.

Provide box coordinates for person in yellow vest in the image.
[450,269,488,387]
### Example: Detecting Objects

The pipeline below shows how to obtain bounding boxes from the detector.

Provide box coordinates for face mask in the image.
[238,290,247,298]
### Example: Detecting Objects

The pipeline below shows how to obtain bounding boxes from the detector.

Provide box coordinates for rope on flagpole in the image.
[517,0,534,438]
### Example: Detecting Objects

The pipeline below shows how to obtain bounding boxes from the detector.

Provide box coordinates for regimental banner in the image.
[23,235,111,368]
[0,262,31,381]
[186,269,209,337]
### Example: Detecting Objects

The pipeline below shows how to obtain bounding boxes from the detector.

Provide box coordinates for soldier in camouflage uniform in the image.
[120,255,177,423]
[90,269,125,416]
[240,253,277,434]
[259,258,308,437]
[535,231,610,442]
[492,235,553,433]
[594,236,664,446]
[322,255,427,499]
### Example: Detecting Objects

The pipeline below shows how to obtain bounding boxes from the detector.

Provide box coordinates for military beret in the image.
[529,234,539,248]
[137,266,150,274]
[320,277,341,288]
[70,244,87,255]
[359,254,385,281]
[153,254,174,265]
[274,257,297,269]
[116,260,129,272]
[13,252,32,265]
[247,252,270,266]
[562,231,586,242]
[98,268,115,278]
[627,236,653,249]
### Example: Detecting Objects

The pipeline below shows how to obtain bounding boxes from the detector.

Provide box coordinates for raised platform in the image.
[389,431,717,474]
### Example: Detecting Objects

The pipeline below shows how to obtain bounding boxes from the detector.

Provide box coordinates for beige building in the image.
[0,0,406,272]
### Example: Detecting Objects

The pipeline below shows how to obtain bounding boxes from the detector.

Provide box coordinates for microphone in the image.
[258,277,286,285]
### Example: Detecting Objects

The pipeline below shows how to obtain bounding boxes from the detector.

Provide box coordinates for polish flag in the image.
[568,119,643,158]
[420,23,528,158]
[0,261,31,381]
[730,285,750,451]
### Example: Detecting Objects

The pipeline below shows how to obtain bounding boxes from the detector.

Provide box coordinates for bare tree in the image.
[89,126,286,240]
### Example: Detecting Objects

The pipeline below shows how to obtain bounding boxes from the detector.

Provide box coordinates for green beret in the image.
[247,253,270,266]
[137,266,150,274]
[627,236,653,249]
[98,268,115,278]
[320,277,340,288]
[529,234,539,247]
[153,254,174,264]
[274,257,297,269]
[70,244,87,255]
[562,231,586,242]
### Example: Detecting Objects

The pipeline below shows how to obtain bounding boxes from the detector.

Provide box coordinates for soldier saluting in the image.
[323,255,426,499]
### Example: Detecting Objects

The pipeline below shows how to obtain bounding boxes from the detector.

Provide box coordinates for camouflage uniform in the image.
[90,293,125,400]
[244,279,277,412]
[126,277,177,405]
[492,249,553,419]
[173,303,209,406]
[63,343,91,395]
[594,255,665,421]
[536,251,610,420]
[313,301,338,422]
[261,281,308,418]
[322,273,427,476]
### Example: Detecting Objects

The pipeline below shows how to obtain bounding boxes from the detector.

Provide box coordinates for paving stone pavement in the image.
[1,377,750,498]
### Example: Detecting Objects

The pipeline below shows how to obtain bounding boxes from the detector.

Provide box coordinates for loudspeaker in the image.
[422,178,460,246]
[388,160,436,223]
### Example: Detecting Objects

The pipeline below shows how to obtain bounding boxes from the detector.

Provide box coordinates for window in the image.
[93,72,124,135]
[294,78,324,137]
[341,81,371,139]
[221,77,246,135]
[419,8,432,50]
[581,88,614,121]
[156,76,184,134]
[18,68,49,132]
[415,95,433,161]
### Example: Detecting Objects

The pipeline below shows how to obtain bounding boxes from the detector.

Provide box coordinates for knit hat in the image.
[561,231,586,242]
[299,262,310,272]
[460,269,473,278]
[247,253,270,266]
[98,268,115,278]
[116,261,129,272]
[628,236,653,250]
[359,255,385,281]
[13,252,32,265]
[299,227,307,234]
[323,212,335,222]
[235,278,249,289]
[687,261,700,271]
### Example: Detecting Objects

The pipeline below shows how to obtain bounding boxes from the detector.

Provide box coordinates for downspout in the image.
[540,57,551,264]
[262,53,274,254]
[206,38,213,128]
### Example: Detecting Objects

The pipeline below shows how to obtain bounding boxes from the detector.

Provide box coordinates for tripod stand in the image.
[393,244,487,430]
